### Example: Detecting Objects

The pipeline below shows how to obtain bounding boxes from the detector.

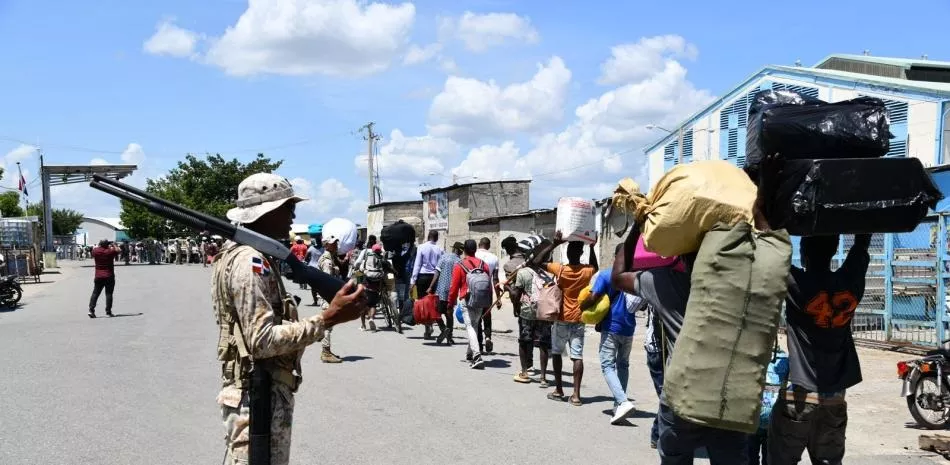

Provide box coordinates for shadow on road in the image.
[0,304,21,313]
[341,355,372,362]
[483,359,511,369]
[104,313,144,318]
[601,407,657,420]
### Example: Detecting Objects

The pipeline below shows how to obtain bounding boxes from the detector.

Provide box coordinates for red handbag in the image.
[413,294,441,325]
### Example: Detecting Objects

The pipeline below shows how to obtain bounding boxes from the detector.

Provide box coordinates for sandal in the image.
[513,372,531,384]
[546,392,566,402]
[539,379,550,388]
[569,396,583,407]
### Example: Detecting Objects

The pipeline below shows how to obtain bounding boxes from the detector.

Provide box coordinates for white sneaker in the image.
[611,401,636,425]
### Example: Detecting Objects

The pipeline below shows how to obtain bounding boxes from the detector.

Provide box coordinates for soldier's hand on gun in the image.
[322,280,368,327]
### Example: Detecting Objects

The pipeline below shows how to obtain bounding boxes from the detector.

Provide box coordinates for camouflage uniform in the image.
[213,241,327,465]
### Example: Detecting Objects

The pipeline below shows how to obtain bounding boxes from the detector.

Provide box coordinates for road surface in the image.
[0,261,943,464]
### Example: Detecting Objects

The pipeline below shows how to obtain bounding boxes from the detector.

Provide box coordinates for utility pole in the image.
[360,122,381,205]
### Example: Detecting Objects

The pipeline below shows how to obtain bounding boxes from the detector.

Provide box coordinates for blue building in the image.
[645,54,950,347]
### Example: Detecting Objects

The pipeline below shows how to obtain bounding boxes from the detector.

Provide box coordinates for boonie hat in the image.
[226,173,307,224]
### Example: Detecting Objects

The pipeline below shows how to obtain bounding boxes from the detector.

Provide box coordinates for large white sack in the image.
[322,218,359,255]
[556,197,596,244]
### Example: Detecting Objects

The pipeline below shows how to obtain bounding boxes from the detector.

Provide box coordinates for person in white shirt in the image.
[474,237,503,354]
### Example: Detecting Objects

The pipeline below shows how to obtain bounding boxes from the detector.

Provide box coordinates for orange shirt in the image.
[546,262,596,323]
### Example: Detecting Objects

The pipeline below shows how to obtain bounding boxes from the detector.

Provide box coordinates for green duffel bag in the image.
[663,221,791,434]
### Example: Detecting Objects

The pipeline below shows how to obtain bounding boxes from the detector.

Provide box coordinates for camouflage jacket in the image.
[212,241,327,407]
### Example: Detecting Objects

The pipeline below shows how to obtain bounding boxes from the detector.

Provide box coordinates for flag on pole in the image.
[17,164,28,197]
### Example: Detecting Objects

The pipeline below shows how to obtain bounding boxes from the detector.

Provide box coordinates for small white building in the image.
[78,217,127,245]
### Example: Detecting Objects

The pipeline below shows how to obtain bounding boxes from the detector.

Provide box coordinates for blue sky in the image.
[0,0,947,224]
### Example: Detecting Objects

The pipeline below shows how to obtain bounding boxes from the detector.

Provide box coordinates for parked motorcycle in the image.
[899,341,950,429]
[0,275,23,308]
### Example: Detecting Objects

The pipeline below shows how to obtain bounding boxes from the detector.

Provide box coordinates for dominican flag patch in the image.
[251,256,271,276]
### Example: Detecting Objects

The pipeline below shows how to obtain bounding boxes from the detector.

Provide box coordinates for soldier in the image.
[214,173,367,465]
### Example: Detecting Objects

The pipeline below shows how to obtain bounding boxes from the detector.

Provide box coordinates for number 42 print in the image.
[804,291,858,329]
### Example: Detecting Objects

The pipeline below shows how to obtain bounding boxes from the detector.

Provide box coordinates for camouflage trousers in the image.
[221,384,295,465]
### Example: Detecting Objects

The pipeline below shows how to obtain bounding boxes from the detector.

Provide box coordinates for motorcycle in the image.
[0,275,23,308]
[899,340,950,429]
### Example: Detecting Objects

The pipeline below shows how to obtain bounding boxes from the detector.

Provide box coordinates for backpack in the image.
[460,259,493,309]
[534,267,563,322]
[363,253,385,281]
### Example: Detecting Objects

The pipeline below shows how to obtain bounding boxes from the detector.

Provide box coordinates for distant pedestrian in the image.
[412,230,443,339]
[529,231,598,406]
[475,237,503,354]
[448,239,492,369]
[89,239,120,318]
[581,259,643,425]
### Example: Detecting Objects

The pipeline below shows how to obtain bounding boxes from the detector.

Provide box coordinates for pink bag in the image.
[634,237,686,272]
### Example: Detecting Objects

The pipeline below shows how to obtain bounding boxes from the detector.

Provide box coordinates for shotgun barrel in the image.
[89,175,347,301]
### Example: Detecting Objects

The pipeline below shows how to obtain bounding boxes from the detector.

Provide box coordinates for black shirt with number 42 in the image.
[784,243,870,393]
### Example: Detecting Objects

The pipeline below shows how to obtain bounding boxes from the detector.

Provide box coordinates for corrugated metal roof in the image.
[772,65,950,93]
[420,179,531,195]
[644,64,950,154]
[816,54,950,70]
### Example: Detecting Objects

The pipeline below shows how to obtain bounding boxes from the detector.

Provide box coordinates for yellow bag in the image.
[579,284,610,325]
[612,160,757,256]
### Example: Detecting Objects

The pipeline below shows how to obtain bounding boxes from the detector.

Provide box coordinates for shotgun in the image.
[88,174,348,303]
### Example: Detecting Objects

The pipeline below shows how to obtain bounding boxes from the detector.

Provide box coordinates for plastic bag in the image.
[454,303,465,324]
[611,161,757,256]
[578,284,610,325]
[633,236,686,272]
[322,218,359,255]
[556,197,596,244]
[380,220,416,251]
[746,89,890,177]
[769,157,944,235]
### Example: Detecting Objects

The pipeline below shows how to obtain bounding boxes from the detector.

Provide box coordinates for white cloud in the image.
[451,141,521,181]
[448,35,714,206]
[427,56,571,143]
[598,35,698,85]
[120,143,146,165]
[403,43,442,66]
[290,176,366,222]
[353,129,459,179]
[143,20,201,58]
[40,144,152,217]
[448,11,539,52]
[1,144,37,193]
[201,0,416,77]
[438,57,459,74]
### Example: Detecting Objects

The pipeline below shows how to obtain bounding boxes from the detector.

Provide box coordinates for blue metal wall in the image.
[709,82,949,347]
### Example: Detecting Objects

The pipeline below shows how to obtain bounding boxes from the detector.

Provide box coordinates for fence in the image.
[825,214,950,348]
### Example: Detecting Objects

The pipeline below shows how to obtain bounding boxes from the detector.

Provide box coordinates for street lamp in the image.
[645,124,673,133]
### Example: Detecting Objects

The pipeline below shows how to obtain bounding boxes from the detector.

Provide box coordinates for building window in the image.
[664,140,678,171]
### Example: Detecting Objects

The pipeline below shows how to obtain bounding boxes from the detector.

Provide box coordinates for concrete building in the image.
[366,200,424,242]
[420,180,530,249]
[642,53,950,347]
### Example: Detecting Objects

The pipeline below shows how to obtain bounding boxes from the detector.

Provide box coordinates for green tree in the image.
[26,202,85,236]
[119,153,282,240]
[0,191,24,218]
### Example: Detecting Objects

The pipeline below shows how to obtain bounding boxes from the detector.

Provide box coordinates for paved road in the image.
[0,261,944,465]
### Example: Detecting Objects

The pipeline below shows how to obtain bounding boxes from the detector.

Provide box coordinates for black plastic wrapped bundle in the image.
[768,158,943,236]
[745,90,891,178]
[380,220,416,252]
